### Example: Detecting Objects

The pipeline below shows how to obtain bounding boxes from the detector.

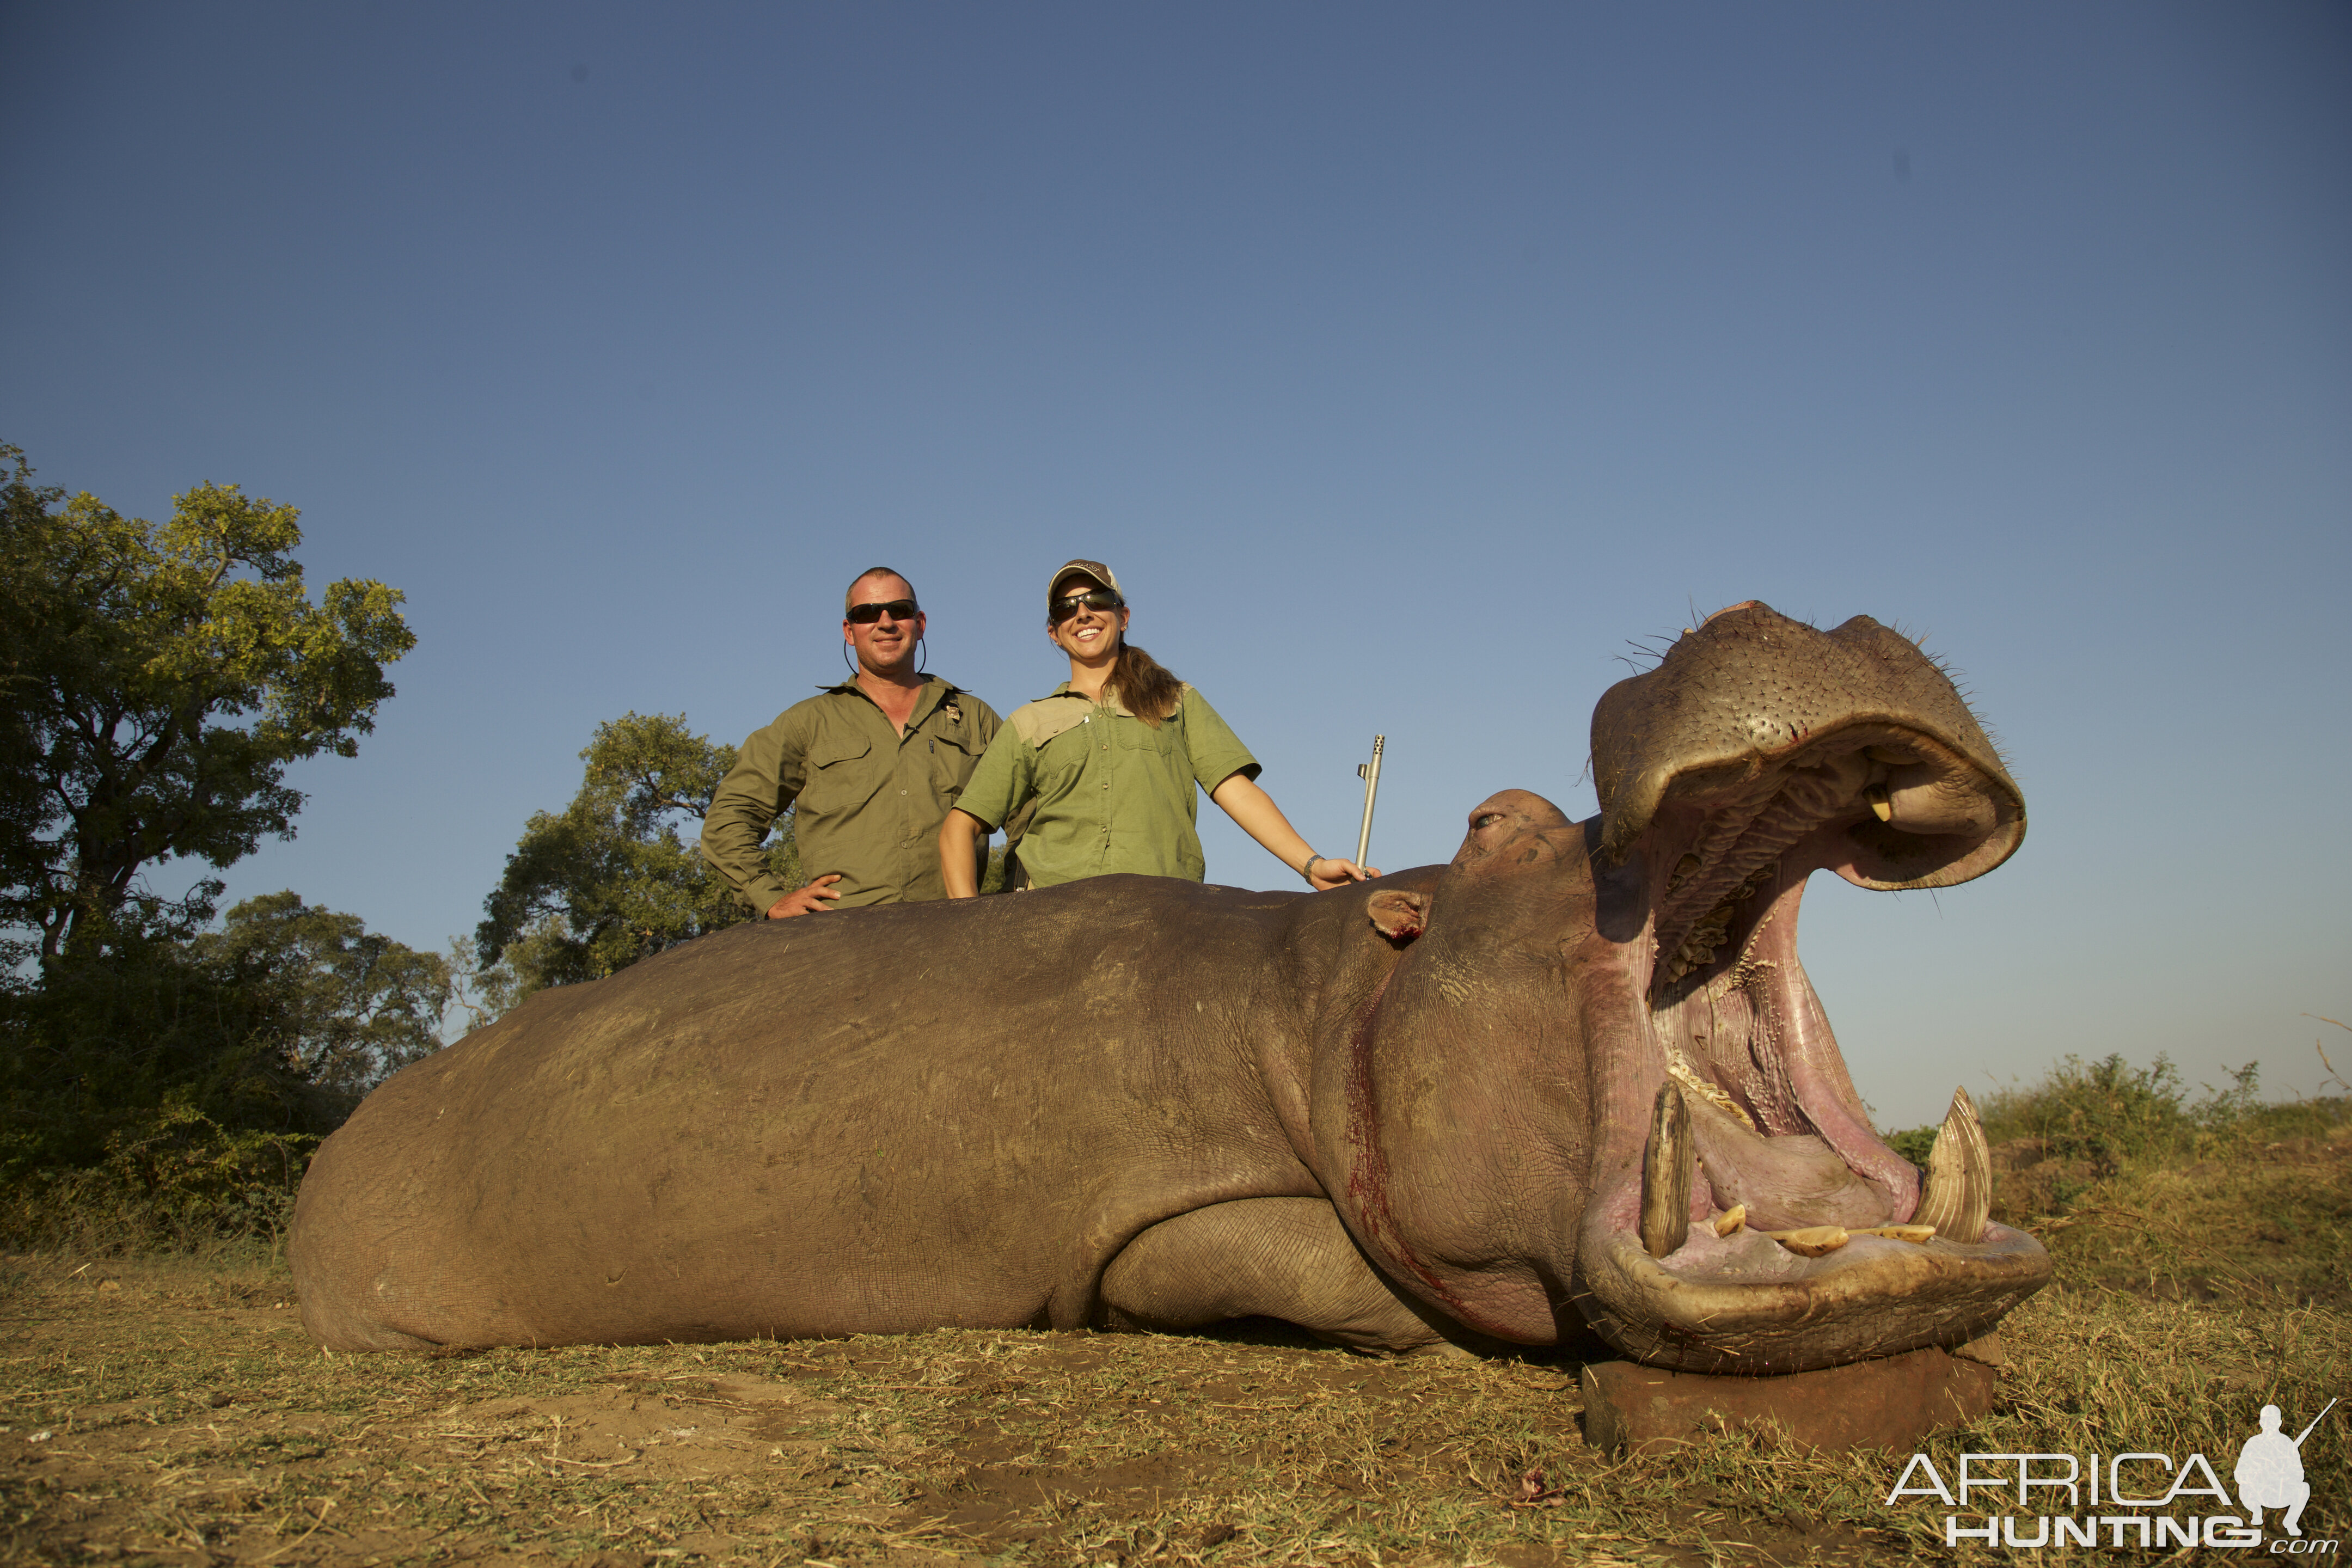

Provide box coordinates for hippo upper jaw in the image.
[1570,607,2049,1375]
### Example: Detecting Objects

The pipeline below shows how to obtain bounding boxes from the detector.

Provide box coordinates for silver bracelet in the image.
[1300,854,1324,885]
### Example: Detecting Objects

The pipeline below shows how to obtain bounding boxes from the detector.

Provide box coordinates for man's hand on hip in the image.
[767,875,844,917]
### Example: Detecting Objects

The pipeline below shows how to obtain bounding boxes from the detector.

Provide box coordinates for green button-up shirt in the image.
[953,682,1258,888]
[701,677,1002,914]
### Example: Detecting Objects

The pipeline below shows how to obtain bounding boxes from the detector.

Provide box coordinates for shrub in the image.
[1882,1051,2301,1216]
[0,1099,316,1254]
[1976,1051,2262,1172]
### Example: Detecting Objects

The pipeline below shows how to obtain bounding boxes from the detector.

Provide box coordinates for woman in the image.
[939,559,1377,896]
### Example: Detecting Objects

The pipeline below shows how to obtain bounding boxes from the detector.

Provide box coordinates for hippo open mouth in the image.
[1571,605,2049,1374]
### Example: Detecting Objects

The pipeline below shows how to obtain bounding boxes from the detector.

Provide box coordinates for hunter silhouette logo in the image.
[2237,1399,2333,1538]
[1884,1395,2342,1549]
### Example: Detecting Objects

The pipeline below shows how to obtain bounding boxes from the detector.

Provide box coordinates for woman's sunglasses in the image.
[1050,589,1126,624]
[845,598,920,624]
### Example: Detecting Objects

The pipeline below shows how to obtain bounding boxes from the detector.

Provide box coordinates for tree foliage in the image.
[474,712,793,1009]
[0,444,416,960]
[0,445,433,1202]
[0,892,449,1179]
[194,892,451,1105]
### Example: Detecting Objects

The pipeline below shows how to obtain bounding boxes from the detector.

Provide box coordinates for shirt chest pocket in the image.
[1116,715,1181,762]
[799,738,877,815]
[927,728,981,799]
[1033,725,1098,795]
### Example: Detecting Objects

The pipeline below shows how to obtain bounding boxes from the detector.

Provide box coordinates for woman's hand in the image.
[1304,857,1379,891]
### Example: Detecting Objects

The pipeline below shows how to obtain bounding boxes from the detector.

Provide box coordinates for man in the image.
[702,568,1002,916]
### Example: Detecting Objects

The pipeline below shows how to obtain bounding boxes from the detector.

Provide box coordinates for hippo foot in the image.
[1579,1346,1998,1456]
[1096,1196,1459,1353]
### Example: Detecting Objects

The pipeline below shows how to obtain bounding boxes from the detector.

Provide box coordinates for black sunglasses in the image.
[1049,588,1125,624]
[845,598,920,624]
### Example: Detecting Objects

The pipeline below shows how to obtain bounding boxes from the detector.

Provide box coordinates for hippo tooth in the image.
[1639,1082,1693,1259]
[1765,1225,1850,1258]
[1857,1223,1936,1244]
[1661,860,1781,983]
[1712,1203,1747,1238]
[1668,853,1702,892]
[1913,1086,1990,1245]
[1666,1059,1757,1132]
[1865,783,1894,823]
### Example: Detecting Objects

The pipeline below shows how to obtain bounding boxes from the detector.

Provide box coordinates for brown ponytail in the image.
[1109,641,1184,727]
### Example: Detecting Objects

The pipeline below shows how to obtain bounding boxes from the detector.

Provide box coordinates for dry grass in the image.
[2,1116,2347,1565]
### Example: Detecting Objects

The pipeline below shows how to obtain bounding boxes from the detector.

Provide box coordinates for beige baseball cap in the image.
[1046,559,1122,605]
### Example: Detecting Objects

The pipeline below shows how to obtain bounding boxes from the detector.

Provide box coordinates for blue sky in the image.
[3,3,2345,1129]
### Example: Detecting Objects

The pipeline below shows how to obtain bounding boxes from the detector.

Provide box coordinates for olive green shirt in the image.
[953,682,1258,888]
[701,678,1002,914]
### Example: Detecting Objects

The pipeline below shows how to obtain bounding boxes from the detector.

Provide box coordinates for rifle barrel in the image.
[1354,734,1385,870]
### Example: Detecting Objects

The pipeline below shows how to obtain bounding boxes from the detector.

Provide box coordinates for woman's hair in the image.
[1110,640,1183,727]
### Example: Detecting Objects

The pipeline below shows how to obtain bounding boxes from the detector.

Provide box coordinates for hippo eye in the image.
[1474,812,1503,830]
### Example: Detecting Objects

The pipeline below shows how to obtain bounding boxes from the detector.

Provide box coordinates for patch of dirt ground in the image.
[0,1254,2064,1565]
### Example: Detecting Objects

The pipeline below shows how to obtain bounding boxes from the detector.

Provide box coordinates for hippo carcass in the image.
[291,604,2048,1373]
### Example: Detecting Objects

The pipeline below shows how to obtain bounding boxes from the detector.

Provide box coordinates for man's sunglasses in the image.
[845,598,920,624]
[1050,589,1126,624]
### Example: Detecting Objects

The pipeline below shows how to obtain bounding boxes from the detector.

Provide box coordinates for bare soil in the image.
[0,1257,1926,1567]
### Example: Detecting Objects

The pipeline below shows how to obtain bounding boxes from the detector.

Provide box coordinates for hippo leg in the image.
[1097,1197,1454,1352]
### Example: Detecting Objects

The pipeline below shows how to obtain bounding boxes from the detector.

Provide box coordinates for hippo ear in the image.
[1366,890,1430,944]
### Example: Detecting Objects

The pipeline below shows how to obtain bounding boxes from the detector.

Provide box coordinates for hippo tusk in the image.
[1912,1086,1990,1244]
[1639,1082,1693,1259]
[1865,783,1893,823]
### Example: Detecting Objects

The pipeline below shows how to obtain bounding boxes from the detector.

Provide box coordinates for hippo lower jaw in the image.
[1573,721,2051,1375]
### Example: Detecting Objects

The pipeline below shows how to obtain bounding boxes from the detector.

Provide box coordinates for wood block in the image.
[1581,1345,1998,1455]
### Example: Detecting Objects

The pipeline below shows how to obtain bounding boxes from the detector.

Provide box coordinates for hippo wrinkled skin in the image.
[292,604,2048,1373]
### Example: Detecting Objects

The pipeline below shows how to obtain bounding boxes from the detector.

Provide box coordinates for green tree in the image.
[0,893,449,1178]
[474,713,794,1008]
[0,444,415,960]
[194,892,452,1111]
